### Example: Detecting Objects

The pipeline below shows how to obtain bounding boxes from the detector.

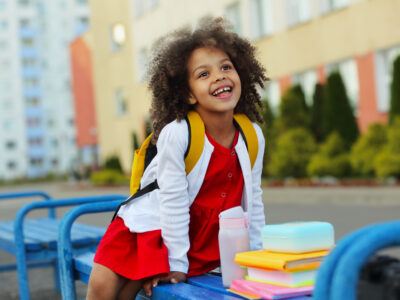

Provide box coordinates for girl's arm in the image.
[248,123,266,250]
[156,121,191,274]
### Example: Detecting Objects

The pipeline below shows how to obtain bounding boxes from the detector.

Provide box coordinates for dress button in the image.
[227,172,233,178]
[221,192,227,198]
[231,151,235,156]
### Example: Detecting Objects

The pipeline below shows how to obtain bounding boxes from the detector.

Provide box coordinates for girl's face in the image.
[187,47,241,120]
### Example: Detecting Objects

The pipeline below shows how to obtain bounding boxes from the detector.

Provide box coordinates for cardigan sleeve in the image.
[156,120,191,273]
[248,123,266,250]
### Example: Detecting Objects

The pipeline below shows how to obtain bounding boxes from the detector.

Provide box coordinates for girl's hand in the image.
[143,272,187,296]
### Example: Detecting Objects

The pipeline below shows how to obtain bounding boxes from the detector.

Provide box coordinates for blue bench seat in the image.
[0,217,105,256]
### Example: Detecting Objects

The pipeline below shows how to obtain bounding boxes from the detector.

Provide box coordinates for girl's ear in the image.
[188,93,197,105]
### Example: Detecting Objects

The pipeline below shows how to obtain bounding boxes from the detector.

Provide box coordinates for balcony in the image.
[19,27,37,39]
[23,86,42,99]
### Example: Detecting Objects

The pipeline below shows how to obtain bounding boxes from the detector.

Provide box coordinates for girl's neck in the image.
[201,112,236,149]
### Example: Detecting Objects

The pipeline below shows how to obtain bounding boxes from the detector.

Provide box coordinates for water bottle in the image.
[218,206,250,287]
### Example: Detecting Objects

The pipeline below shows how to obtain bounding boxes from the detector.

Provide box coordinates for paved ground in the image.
[0,181,399,299]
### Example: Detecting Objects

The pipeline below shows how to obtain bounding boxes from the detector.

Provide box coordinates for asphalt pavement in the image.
[0,181,399,299]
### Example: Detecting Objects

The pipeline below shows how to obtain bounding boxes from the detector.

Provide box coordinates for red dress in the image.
[94,130,244,280]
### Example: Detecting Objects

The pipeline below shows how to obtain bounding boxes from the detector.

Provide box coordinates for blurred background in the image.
[1,0,400,185]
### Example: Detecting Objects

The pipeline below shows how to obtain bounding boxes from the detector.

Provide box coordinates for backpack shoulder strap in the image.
[233,114,258,169]
[184,111,205,175]
[130,133,153,194]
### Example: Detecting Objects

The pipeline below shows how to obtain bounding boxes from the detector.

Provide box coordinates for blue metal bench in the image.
[314,220,400,300]
[58,201,313,300]
[0,191,126,300]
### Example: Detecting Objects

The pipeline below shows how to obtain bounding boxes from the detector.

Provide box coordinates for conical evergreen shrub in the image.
[291,84,308,112]
[389,55,400,125]
[311,83,325,143]
[322,72,359,148]
[275,88,310,133]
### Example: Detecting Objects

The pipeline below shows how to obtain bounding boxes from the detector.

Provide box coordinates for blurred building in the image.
[85,0,400,172]
[70,33,98,171]
[0,0,89,180]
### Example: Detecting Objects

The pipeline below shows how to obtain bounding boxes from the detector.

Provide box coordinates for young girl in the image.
[87,17,267,300]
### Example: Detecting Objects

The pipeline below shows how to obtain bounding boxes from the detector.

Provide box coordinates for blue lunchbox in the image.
[262,221,334,253]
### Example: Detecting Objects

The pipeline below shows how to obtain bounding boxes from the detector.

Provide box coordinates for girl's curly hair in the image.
[148,17,268,142]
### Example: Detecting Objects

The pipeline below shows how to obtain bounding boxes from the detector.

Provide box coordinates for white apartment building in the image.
[0,0,89,180]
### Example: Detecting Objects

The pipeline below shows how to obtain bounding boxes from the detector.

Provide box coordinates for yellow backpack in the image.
[112,111,258,220]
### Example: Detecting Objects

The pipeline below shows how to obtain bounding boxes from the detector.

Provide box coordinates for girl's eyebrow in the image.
[192,57,231,75]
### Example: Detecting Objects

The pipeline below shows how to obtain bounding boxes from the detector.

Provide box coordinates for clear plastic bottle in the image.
[218,206,250,287]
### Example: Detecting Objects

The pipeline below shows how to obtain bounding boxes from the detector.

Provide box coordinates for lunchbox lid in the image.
[262,221,334,238]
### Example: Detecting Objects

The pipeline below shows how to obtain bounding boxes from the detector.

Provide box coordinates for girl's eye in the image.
[222,65,231,71]
[198,71,208,78]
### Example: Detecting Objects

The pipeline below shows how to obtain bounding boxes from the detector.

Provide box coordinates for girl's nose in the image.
[216,74,226,82]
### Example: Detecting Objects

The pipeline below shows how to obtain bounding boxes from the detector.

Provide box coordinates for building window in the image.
[291,69,318,106]
[18,0,30,5]
[326,59,359,113]
[286,0,311,27]
[249,0,273,40]
[374,46,400,113]
[264,80,281,115]
[225,2,242,36]
[115,89,128,116]
[133,0,145,17]
[7,161,16,169]
[320,0,349,15]
[110,23,126,52]
[137,48,148,82]
[149,0,159,9]
[5,141,16,149]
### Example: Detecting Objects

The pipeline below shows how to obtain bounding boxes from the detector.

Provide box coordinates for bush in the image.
[307,132,352,178]
[104,155,123,173]
[268,128,316,178]
[350,123,388,176]
[374,118,400,178]
[90,169,130,186]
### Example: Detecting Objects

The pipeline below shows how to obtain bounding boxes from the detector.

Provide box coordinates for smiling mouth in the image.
[212,86,232,96]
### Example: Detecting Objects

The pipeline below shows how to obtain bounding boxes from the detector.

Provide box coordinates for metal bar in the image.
[0,191,54,218]
[13,194,126,300]
[58,200,123,300]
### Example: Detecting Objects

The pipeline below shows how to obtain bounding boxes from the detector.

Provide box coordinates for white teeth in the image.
[212,87,232,96]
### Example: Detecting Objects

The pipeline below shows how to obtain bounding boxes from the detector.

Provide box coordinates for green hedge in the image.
[374,118,400,178]
[307,132,352,178]
[268,128,316,178]
[350,123,388,176]
[90,169,130,186]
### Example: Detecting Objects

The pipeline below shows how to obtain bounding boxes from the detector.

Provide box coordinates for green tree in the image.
[132,131,139,150]
[310,83,325,143]
[389,55,400,125]
[104,155,123,173]
[307,132,352,178]
[323,72,359,148]
[268,128,316,178]
[291,84,308,112]
[350,123,388,177]
[275,88,310,134]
